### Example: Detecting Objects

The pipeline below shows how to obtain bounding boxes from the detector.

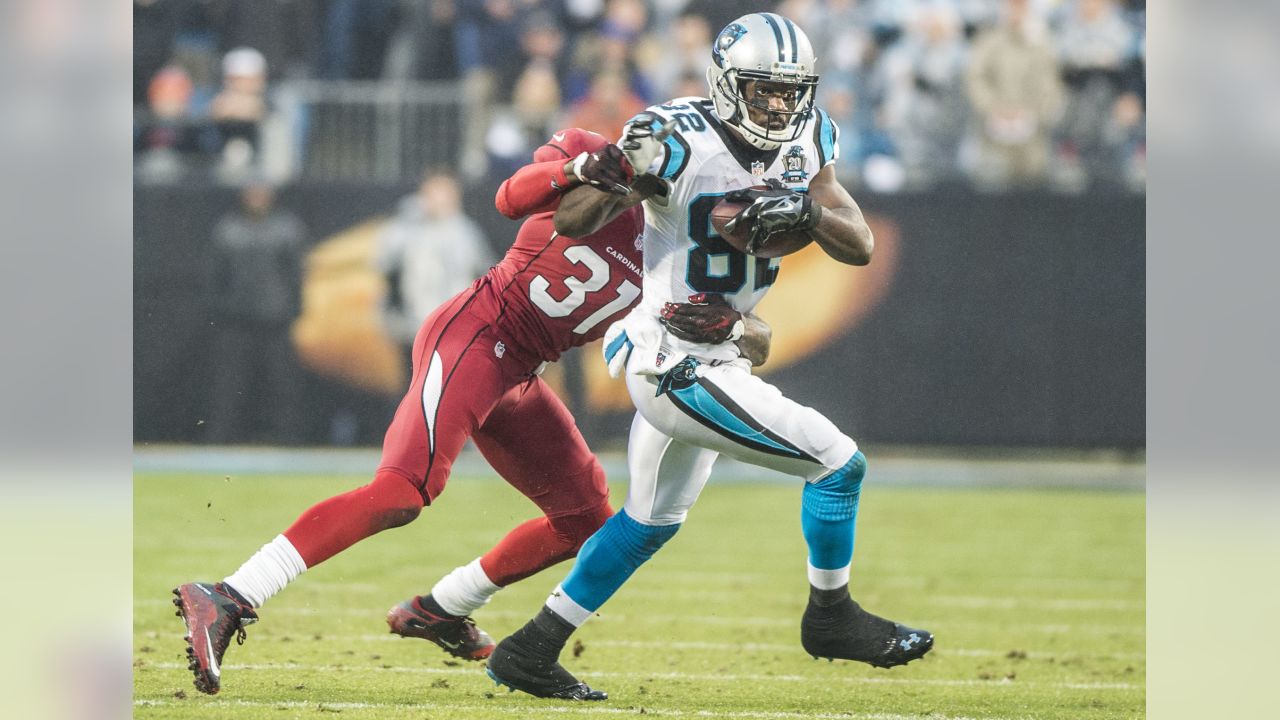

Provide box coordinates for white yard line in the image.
[134,697,1029,720]
[145,662,1140,691]
[348,634,1145,660]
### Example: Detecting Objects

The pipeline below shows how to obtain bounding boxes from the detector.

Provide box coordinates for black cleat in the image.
[801,587,934,669]
[486,614,607,700]
[172,582,258,694]
[386,595,494,661]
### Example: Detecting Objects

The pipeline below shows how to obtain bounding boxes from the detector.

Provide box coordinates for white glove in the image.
[620,113,677,176]
[601,321,688,378]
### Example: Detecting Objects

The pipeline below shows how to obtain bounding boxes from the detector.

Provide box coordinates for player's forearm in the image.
[811,205,873,266]
[553,178,651,237]
[553,186,629,237]
[735,314,772,367]
[495,159,580,219]
[805,166,874,266]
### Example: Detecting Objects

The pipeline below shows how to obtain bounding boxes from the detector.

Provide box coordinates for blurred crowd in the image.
[196,172,493,446]
[134,0,1145,446]
[135,0,1145,192]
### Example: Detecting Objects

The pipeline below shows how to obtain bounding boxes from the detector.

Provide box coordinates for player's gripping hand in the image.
[660,293,745,344]
[620,113,677,175]
[723,178,794,204]
[571,143,634,195]
[724,178,822,254]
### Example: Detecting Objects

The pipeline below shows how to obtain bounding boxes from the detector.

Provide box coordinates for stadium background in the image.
[133,0,1145,452]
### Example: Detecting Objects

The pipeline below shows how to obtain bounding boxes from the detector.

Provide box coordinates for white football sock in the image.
[430,558,501,616]
[545,584,593,627]
[223,534,307,608]
[807,561,851,591]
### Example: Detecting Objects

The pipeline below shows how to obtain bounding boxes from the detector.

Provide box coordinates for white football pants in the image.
[621,357,858,526]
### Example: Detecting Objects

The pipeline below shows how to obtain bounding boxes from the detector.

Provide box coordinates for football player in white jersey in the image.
[486,13,933,700]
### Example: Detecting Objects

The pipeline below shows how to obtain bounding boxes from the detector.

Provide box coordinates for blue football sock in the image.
[801,451,866,573]
[560,509,680,612]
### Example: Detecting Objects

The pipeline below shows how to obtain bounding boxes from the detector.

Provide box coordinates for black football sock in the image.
[804,585,895,654]
[809,584,850,608]
[508,606,576,663]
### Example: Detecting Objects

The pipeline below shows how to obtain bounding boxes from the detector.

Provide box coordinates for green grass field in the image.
[134,471,1144,719]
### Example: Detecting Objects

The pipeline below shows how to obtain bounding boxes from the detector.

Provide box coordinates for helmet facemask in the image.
[707,67,817,150]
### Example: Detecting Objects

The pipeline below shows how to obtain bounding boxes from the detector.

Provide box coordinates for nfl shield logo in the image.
[750,160,765,177]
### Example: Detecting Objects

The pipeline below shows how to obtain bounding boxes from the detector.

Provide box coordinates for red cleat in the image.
[172,582,258,694]
[387,596,495,661]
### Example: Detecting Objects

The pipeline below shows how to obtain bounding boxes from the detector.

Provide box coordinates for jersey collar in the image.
[691,100,781,177]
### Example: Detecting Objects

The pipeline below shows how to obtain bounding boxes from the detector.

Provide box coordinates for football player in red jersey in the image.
[172,128,772,696]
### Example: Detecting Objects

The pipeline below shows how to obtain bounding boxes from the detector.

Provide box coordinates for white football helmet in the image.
[706,13,819,150]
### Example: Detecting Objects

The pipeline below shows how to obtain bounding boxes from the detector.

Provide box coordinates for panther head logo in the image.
[712,23,749,68]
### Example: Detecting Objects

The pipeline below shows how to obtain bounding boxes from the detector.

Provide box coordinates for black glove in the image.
[571,143,634,195]
[724,179,821,254]
[659,293,745,344]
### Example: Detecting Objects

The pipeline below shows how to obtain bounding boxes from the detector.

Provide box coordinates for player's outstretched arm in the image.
[495,158,582,219]
[554,115,674,236]
[806,164,874,266]
[496,142,634,220]
[553,174,662,237]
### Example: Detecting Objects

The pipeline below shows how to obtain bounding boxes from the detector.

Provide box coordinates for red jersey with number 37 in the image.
[481,208,644,363]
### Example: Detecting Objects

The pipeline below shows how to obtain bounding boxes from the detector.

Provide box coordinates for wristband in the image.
[802,199,822,231]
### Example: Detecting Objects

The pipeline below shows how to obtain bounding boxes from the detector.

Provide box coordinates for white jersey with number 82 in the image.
[616,96,839,363]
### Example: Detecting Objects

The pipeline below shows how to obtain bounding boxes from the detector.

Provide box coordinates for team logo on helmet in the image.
[712,23,748,68]
[782,146,809,183]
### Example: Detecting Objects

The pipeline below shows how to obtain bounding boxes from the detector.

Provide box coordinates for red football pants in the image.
[283,288,612,587]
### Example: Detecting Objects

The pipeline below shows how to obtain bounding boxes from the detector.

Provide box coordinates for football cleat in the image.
[386,596,495,661]
[801,592,934,668]
[486,634,607,700]
[172,582,258,694]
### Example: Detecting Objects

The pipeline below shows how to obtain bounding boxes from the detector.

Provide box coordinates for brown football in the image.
[710,191,815,259]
